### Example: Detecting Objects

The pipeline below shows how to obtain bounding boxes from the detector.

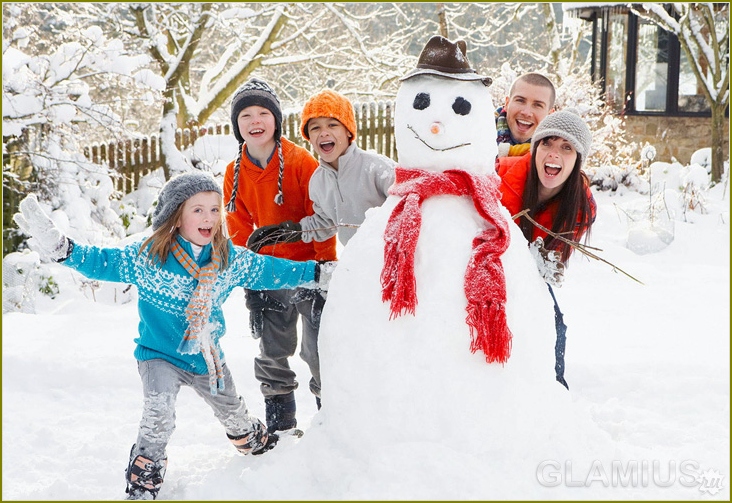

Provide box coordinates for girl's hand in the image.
[13,194,71,262]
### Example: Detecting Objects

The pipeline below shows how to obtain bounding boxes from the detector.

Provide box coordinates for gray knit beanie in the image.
[230,78,283,143]
[152,171,222,230]
[531,108,592,160]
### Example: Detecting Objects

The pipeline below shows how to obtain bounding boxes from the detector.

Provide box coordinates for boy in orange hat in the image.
[247,89,395,249]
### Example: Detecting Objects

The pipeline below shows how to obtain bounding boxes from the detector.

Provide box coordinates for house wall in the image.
[624,115,729,165]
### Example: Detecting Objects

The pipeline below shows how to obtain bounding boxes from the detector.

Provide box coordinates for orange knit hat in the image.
[300,90,357,143]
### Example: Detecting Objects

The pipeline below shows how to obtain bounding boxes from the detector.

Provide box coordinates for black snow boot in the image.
[125,444,167,500]
[264,391,297,433]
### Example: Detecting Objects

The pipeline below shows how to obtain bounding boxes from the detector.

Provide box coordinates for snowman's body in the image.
[317,73,577,465]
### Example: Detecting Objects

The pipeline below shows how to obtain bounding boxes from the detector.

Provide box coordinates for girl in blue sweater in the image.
[14,171,334,501]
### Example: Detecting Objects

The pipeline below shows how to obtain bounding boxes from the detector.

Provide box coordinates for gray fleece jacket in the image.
[300,142,395,245]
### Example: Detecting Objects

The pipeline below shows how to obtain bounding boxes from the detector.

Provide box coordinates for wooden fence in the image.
[3,100,395,255]
[83,100,396,194]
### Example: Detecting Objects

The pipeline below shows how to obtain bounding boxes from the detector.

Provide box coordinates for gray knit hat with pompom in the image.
[152,171,222,230]
[531,108,592,160]
[227,78,286,210]
[230,78,283,143]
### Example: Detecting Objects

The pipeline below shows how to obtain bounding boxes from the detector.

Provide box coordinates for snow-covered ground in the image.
[2,183,729,500]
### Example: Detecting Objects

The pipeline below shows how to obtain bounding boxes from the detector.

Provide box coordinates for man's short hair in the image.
[509,73,556,109]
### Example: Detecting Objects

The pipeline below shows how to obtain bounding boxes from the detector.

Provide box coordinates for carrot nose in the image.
[430,122,443,135]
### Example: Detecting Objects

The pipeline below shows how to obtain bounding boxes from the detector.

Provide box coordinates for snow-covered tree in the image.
[631,3,729,183]
[2,4,163,250]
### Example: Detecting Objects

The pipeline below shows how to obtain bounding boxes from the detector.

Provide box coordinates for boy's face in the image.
[177,191,222,247]
[504,81,554,143]
[237,105,276,150]
[306,117,352,169]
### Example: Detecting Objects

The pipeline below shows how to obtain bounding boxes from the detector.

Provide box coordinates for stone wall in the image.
[624,115,729,165]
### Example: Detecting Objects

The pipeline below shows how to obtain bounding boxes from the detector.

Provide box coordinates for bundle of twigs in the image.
[512,209,644,285]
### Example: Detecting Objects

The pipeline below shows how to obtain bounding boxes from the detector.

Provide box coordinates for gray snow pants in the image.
[132,358,260,461]
[246,288,324,399]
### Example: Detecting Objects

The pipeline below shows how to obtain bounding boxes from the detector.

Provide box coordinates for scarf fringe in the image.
[466,300,512,364]
[381,193,421,318]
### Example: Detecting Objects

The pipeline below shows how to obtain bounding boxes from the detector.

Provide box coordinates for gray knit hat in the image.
[531,108,592,160]
[230,78,283,143]
[152,171,222,230]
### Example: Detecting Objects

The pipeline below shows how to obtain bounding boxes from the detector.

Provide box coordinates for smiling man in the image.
[495,73,556,157]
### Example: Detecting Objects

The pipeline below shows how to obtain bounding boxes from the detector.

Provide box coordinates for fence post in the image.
[358,103,367,151]
[385,101,395,160]
[140,137,150,181]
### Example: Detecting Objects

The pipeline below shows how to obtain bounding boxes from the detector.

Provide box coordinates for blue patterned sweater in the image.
[63,236,317,375]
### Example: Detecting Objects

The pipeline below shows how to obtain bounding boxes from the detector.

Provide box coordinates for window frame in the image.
[588,4,713,118]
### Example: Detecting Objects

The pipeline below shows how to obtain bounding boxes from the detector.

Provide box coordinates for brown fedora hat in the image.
[400,35,492,86]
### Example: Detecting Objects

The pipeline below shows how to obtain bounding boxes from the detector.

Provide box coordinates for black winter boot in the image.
[264,391,297,433]
[125,444,167,500]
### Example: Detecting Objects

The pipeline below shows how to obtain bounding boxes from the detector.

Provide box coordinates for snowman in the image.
[314,37,597,488]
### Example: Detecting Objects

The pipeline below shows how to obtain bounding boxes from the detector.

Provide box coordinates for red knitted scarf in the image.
[381,167,513,364]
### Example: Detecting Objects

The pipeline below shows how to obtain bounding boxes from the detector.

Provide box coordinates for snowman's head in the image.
[394,36,498,174]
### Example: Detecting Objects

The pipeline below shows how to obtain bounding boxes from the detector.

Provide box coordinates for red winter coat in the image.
[496,152,595,245]
[224,137,337,262]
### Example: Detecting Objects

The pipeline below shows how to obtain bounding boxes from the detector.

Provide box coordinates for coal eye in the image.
[413,93,430,110]
[452,97,471,115]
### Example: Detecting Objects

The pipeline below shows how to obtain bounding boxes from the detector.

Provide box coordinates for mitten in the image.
[315,261,338,292]
[529,237,565,287]
[13,194,71,262]
[247,221,302,253]
[244,290,287,339]
[291,287,327,326]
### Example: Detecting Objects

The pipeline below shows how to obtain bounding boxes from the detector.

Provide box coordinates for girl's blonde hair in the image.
[140,192,230,269]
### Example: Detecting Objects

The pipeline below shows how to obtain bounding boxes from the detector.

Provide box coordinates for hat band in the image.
[417,63,477,74]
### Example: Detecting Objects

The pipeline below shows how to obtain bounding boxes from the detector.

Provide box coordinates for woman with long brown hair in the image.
[496,109,596,389]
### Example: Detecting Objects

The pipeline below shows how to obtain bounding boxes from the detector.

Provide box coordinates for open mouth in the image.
[248,128,265,137]
[199,227,212,238]
[407,124,470,152]
[544,163,561,177]
[515,119,534,133]
[319,140,336,155]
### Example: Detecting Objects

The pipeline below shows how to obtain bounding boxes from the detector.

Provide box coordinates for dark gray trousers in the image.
[248,288,324,399]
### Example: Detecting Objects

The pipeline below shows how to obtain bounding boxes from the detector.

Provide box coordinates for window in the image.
[677,30,711,113]
[605,11,628,113]
[579,4,722,117]
[634,19,668,112]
